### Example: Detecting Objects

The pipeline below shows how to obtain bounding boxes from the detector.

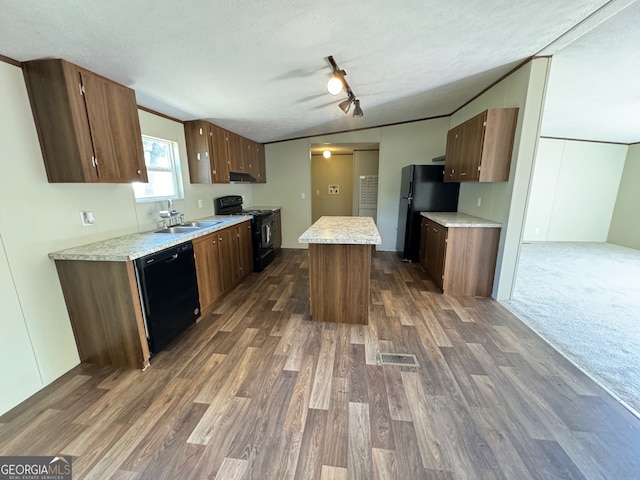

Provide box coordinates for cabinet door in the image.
[425,221,447,289]
[216,228,237,290]
[210,124,230,183]
[419,218,428,268]
[444,127,460,182]
[273,210,282,250]
[242,138,255,179]
[238,221,253,277]
[478,108,518,182]
[255,143,266,183]
[184,121,212,184]
[226,131,245,172]
[458,111,486,181]
[81,70,147,183]
[193,234,223,311]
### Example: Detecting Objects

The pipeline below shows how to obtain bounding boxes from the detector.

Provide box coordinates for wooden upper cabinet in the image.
[444,108,518,183]
[227,131,246,173]
[254,142,266,183]
[210,124,230,183]
[184,119,265,184]
[23,58,147,183]
[183,120,212,184]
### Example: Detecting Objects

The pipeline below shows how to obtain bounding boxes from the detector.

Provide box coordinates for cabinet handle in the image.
[137,169,142,174]
[197,153,201,160]
[460,172,467,176]
[199,128,203,135]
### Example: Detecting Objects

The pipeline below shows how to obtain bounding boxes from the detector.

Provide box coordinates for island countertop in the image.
[421,212,502,228]
[298,216,382,245]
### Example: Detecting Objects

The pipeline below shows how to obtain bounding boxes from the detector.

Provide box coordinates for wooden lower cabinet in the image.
[55,260,150,369]
[193,233,224,310]
[273,209,282,251]
[420,217,500,296]
[193,219,253,313]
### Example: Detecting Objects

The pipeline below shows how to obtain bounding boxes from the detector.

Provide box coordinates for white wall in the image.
[608,143,640,249]
[0,61,252,415]
[524,138,627,242]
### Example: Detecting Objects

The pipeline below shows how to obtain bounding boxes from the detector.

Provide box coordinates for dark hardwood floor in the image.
[1,249,639,479]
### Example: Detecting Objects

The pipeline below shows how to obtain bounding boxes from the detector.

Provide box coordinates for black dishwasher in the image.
[135,241,200,354]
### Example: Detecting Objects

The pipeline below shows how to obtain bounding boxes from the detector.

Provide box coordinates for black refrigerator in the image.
[396,164,460,262]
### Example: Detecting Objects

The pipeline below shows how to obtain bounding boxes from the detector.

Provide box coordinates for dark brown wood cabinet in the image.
[236,221,254,278]
[193,233,224,311]
[273,209,282,250]
[227,131,246,173]
[420,217,501,296]
[184,120,213,184]
[183,121,232,184]
[23,58,147,183]
[210,124,231,183]
[193,220,253,313]
[420,218,447,290]
[444,108,518,183]
[183,120,265,184]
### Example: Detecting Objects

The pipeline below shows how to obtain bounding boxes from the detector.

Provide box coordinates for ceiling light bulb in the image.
[352,99,363,118]
[323,150,331,158]
[327,76,343,95]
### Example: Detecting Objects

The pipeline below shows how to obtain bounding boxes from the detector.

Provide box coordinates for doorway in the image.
[310,144,379,224]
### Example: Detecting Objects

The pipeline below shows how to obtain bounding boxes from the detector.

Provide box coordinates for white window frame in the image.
[133,135,184,203]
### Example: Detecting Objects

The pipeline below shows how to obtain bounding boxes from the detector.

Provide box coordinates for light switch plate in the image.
[80,210,95,226]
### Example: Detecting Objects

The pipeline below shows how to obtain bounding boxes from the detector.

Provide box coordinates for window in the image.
[133,135,183,201]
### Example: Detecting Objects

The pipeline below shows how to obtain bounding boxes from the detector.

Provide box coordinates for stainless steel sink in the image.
[154,226,203,234]
[182,220,224,228]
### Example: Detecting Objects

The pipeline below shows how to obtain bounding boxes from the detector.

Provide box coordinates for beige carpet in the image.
[502,241,640,416]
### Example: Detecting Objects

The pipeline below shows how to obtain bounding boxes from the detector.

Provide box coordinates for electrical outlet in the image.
[198,199,203,208]
[328,185,339,195]
[476,197,482,207]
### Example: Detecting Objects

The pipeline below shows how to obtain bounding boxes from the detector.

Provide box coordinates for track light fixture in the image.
[326,56,363,118]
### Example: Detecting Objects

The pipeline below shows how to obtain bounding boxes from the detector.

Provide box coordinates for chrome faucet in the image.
[159,199,184,227]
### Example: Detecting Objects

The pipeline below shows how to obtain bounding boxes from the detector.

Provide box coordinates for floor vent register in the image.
[378,353,419,367]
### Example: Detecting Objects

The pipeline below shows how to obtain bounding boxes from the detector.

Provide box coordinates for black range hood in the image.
[229,171,254,183]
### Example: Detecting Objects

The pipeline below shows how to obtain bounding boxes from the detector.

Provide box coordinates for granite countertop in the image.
[421,212,502,228]
[251,205,281,211]
[298,216,382,245]
[49,216,251,262]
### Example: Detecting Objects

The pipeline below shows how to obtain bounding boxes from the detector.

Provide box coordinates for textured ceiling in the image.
[2,0,634,143]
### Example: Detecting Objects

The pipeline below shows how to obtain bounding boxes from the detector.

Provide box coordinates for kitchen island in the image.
[298,216,381,325]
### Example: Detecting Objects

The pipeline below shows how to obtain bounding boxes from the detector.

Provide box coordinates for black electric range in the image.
[214,195,275,272]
